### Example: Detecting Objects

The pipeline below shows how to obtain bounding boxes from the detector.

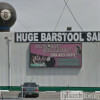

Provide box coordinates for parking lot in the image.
[0,91,60,100]
[1,91,100,100]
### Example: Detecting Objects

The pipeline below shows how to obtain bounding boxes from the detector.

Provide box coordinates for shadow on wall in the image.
[26,47,81,76]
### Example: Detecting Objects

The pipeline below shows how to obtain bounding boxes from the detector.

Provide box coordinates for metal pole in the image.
[21,85,23,100]
[8,39,12,90]
[5,37,11,90]
[8,40,10,90]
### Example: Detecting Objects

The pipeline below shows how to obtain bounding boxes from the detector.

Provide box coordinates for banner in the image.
[15,32,100,42]
[30,43,82,67]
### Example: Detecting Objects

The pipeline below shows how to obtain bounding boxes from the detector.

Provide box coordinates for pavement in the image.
[0,91,60,100]
[0,91,100,100]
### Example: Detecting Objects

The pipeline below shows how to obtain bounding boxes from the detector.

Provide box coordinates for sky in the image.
[0,0,100,32]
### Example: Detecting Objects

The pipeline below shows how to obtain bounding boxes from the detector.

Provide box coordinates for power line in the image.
[19,15,34,31]
[64,0,84,31]
[11,0,33,31]
[17,18,31,31]
[54,2,67,31]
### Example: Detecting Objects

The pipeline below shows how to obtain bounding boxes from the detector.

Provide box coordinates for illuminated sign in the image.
[15,32,100,42]
[30,43,82,67]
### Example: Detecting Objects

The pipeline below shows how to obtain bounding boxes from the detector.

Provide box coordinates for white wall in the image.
[0,32,100,87]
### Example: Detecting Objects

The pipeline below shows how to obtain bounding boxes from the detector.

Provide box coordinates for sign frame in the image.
[29,43,82,68]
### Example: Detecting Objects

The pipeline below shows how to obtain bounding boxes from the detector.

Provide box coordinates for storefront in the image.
[0,32,100,91]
